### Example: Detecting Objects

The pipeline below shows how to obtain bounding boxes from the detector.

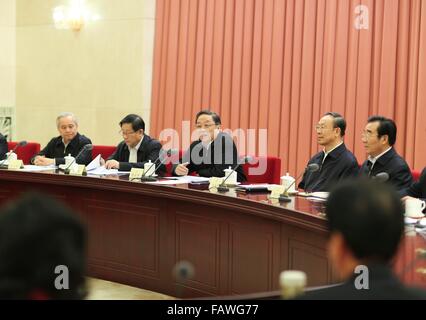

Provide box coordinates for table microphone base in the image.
[279,194,292,203]
[140,176,158,182]
[64,169,87,176]
[217,185,229,192]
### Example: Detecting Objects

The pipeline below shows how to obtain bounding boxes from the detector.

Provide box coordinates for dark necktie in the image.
[366,160,373,177]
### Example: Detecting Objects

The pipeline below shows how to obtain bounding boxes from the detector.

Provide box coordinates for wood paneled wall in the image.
[151,0,426,175]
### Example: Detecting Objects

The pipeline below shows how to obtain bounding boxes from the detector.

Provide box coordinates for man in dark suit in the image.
[105,114,164,173]
[401,167,426,200]
[298,112,359,192]
[300,179,426,300]
[0,133,7,160]
[31,112,92,166]
[359,116,412,191]
[173,110,246,182]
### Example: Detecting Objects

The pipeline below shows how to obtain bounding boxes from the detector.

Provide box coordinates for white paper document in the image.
[146,179,189,185]
[22,165,58,172]
[86,154,101,171]
[163,176,210,183]
[87,166,125,176]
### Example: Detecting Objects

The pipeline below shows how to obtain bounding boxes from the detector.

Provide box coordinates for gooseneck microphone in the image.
[217,156,253,192]
[136,149,177,182]
[0,140,27,168]
[372,172,389,183]
[63,144,93,175]
[173,260,195,298]
[279,163,320,202]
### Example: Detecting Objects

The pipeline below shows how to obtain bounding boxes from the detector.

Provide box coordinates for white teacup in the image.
[405,198,426,218]
[6,152,17,161]
[64,155,75,167]
[144,161,156,176]
[224,167,237,185]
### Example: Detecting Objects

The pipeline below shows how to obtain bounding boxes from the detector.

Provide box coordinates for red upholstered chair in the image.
[165,150,184,176]
[92,145,116,160]
[242,156,281,184]
[7,142,41,165]
[412,170,421,182]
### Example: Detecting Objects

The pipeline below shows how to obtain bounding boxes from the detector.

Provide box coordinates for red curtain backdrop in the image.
[151,0,426,175]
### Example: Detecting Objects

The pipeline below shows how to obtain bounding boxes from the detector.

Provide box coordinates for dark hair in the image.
[367,116,397,146]
[195,110,221,125]
[326,179,404,263]
[324,112,346,137]
[119,114,145,132]
[0,193,87,299]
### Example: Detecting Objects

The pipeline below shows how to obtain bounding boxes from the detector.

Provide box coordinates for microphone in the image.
[0,140,27,168]
[173,260,195,298]
[138,149,177,182]
[372,172,389,182]
[63,144,93,175]
[279,163,320,202]
[217,156,253,192]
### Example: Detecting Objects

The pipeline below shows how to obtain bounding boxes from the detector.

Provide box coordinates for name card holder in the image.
[209,177,224,190]
[269,185,286,199]
[8,160,24,170]
[69,165,87,176]
[129,168,145,181]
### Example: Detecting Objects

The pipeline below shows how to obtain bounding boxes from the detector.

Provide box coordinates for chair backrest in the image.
[412,170,421,182]
[92,145,116,160]
[165,150,184,176]
[7,142,41,165]
[242,156,281,184]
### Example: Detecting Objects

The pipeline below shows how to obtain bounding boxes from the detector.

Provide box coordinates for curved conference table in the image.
[0,169,425,298]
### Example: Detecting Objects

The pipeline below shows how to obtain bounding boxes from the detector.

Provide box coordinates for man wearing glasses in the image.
[105,114,164,172]
[173,110,246,182]
[298,112,359,192]
[359,116,412,190]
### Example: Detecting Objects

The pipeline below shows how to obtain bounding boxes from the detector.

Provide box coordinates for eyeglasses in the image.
[361,130,377,139]
[119,130,137,136]
[195,123,217,129]
[315,125,333,131]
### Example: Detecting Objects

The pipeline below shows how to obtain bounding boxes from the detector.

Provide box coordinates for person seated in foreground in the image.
[0,193,87,299]
[299,179,426,300]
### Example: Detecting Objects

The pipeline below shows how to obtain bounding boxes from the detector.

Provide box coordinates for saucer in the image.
[404,213,425,219]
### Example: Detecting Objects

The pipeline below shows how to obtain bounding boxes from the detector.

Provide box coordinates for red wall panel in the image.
[151,0,426,175]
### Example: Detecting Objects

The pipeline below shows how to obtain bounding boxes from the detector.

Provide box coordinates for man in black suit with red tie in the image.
[0,133,7,160]
[300,179,426,300]
[359,116,412,191]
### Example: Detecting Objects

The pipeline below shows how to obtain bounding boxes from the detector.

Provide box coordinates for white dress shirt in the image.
[128,136,144,163]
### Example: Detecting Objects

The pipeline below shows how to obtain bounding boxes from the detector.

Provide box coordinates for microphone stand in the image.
[63,144,92,175]
[279,164,320,202]
[217,157,249,192]
[140,159,159,182]
[0,141,27,169]
[279,174,301,203]
[138,149,174,182]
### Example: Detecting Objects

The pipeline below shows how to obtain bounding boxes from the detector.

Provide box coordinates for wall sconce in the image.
[53,0,100,32]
